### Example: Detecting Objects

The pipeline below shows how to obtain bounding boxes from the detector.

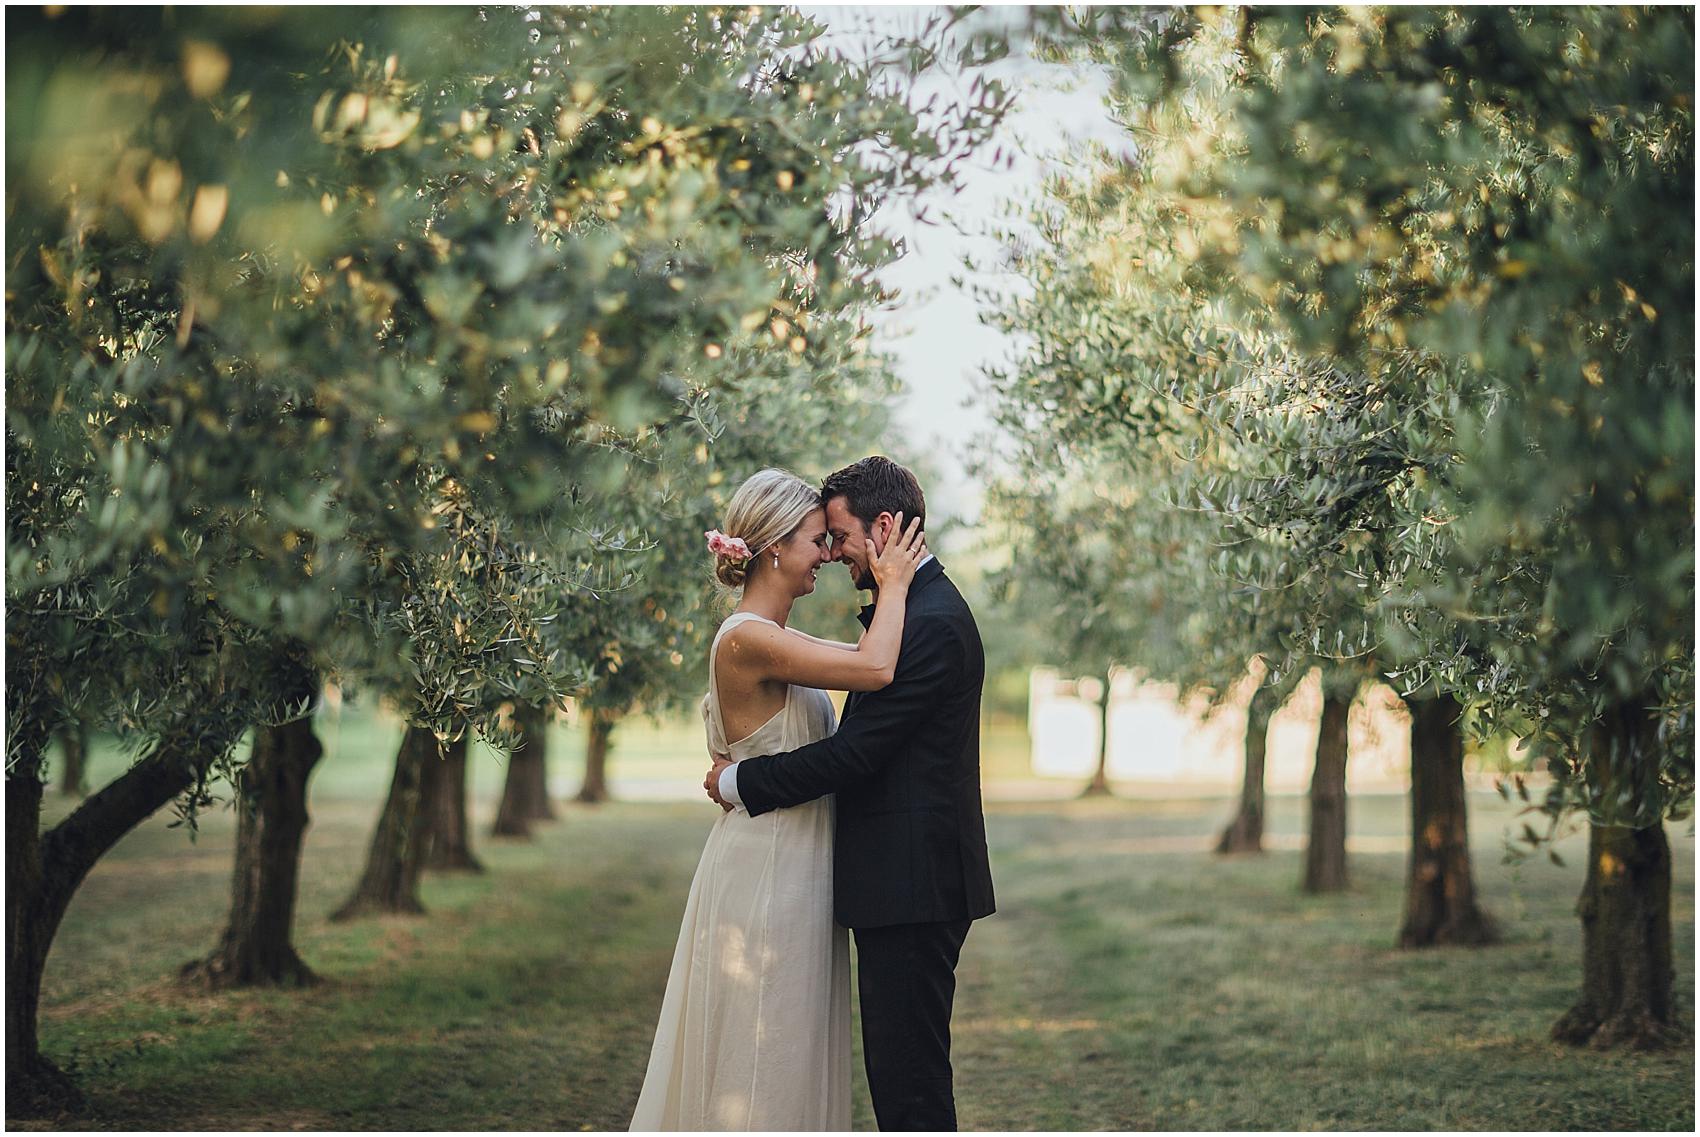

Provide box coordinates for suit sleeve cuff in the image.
[718,762,743,805]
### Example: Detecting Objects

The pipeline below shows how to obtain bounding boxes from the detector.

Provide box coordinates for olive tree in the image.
[1180,5,1693,1043]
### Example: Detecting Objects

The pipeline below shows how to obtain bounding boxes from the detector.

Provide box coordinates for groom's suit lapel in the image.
[844,559,947,722]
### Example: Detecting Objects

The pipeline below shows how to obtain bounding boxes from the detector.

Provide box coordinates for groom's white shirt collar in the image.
[719,554,934,807]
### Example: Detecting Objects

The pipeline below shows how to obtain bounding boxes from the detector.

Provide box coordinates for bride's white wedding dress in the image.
[629,611,852,1132]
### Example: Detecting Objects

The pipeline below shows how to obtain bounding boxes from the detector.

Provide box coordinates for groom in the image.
[705,455,996,1132]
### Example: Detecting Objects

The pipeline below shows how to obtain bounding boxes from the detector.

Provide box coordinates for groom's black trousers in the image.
[853,919,973,1132]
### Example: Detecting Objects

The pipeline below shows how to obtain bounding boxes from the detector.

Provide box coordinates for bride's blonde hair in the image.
[714,468,820,589]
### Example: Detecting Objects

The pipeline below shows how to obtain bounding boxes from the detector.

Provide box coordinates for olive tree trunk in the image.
[1550,700,1678,1050]
[1302,690,1351,894]
[422,734,482,872]
[183,711,325,988]
[56,725,88,798]
[8,728,229,1116]
[7,764,77,1116]
[1216,681,1277,854]
[492,703,554,838]
[331,725,441,920]
[576,708,617,804]
[520,715,557,822]
[1081,675,1113,797]
[1396,696,1497,948]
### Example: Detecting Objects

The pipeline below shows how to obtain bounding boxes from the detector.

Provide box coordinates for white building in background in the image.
[1027,665,1434,795]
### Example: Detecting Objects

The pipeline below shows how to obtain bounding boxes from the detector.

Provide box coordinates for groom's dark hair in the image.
[821,456,926,533]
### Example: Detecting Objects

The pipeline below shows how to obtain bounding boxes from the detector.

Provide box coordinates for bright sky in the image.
[813,5,1126,525]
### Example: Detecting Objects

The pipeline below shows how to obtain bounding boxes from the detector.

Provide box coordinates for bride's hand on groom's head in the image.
[869,512,925,591]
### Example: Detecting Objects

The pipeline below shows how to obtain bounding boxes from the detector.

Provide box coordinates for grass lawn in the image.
[20,711,1697,1131]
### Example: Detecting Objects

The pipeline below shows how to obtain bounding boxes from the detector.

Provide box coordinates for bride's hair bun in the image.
[713,469,820,590]
[715,553,749,590]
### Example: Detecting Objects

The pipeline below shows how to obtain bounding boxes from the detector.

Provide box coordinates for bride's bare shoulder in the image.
[715,615,781,665]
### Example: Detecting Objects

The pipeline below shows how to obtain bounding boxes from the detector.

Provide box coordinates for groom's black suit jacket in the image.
[736,559,997,930]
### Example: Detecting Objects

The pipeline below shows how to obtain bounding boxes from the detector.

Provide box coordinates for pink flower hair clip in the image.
[704,529,752,563]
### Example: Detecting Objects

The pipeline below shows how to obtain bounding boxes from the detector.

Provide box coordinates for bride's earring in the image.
[771,550,779,570]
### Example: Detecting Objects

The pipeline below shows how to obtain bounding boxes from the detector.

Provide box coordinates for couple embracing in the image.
[630,456,996,1132]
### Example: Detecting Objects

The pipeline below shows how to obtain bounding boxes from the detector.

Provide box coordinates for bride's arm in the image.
[786,629,859,652]
[722,516,923,692]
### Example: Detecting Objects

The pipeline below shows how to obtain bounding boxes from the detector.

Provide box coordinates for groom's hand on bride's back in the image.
[705,752,734,811]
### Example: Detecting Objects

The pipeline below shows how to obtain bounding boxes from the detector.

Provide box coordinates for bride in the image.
[629,467,926,1132]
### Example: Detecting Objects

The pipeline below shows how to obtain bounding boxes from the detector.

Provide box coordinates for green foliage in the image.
[1188,6,1695,823]
[977,6,1692,828]
[6,7,1009,787]
[976,43,1369,707]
